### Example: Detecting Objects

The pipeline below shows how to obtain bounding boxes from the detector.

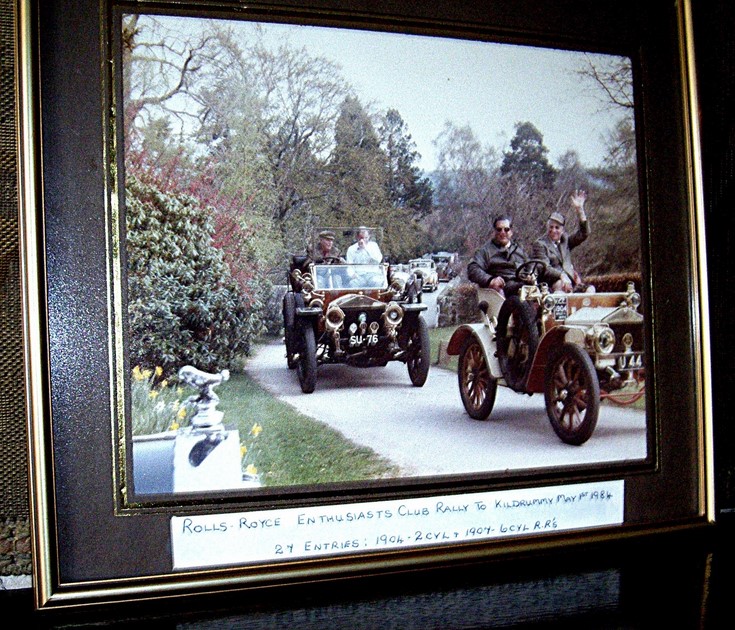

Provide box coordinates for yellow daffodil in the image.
[250,423,263,437]
[245,464,258,475]
[155,366,163,377]
[132,366,144,381]
[160,379,168,389]
[240,444,248,457]
[148,390,159,399]
[177,407,187,420]
[142,368,153,379]
[169,422,180,431]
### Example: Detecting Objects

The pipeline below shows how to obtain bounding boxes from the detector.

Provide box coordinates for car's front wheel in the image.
[406,316,430,386]
[544,343,600,445]
[297,322,317,393]
[457,336,497,420]
[496,296,539,392]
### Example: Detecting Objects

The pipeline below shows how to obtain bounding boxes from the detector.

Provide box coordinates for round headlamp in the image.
[592,325,615,354]
[383,302,403,327]
[325,304,345,331]
[542,294,556,312]
[390,278,406,293]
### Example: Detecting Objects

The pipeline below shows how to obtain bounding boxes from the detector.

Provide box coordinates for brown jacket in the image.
[531,221,590,286]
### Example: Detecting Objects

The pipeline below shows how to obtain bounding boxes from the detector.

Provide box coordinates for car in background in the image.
[409,258,439,292]
[431,251,459,282]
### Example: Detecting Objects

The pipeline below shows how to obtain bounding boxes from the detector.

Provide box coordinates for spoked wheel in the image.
[544,343,600,445]
[282,292,297,369]
[496,296,539,391]
[457,336,497,420]
[296,322,317,393]
[406,316,430,386]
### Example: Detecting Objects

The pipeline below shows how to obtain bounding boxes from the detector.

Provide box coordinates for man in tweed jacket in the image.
[532,190,594,293]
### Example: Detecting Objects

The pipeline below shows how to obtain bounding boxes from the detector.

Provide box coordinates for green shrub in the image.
[126,175,260,377]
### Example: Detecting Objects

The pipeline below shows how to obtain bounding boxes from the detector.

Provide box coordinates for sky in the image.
[146,14,631,172]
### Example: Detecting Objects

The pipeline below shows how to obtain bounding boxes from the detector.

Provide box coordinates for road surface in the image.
[243,335,648,480]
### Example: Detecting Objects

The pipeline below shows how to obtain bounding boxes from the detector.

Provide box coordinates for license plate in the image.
[349,334,378,347]
[553,297,568,320]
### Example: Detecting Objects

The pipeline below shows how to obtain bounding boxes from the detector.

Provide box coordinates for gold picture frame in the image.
[18,0,713,610]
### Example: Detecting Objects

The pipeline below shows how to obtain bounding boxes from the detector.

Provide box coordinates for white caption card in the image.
[171,480,624,570]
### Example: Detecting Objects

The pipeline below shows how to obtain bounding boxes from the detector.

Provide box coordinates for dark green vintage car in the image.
[282,228,431,393]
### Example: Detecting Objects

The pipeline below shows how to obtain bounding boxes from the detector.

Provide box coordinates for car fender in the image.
[526,325,586,393]
[446,322,502,379]
[295,306,323,320]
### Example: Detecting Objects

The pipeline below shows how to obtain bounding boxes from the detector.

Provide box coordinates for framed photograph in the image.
[19,0,713,609]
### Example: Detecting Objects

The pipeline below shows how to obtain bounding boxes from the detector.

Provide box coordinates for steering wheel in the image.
[516,259,547,284]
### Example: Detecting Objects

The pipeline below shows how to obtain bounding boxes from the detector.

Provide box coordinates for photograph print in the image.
[121,12,647,498]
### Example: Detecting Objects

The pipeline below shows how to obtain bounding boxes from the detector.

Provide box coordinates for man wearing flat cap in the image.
[308,229,343,263]
[532,189,594,293]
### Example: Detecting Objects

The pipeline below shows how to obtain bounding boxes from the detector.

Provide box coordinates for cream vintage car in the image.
[409,258,439,292]
[446,260,645,445]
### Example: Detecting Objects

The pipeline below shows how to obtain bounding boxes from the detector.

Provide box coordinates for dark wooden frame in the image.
[18,0,712,609]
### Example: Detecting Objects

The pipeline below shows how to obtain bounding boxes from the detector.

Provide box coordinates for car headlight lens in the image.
[390,278,406,293]
[542,294,556,312]
[589,325,615,354]
[325,304,345,331]
[383,302,403,327]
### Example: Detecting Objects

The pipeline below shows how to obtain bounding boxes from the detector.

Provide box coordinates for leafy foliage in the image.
[123,15,642,305]
[500,121,557,189]
[130,365,192,436]
[126,174,260,377]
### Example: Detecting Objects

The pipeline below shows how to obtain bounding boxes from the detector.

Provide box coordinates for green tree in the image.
[327,97,424,259]
[380,109,434,218]
[574,55,640,276]
[327,97,388,224]
[126,174,260,378]
[500,121,557,189]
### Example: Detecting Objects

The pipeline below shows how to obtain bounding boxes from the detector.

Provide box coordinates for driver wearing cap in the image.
[308,229,343,263]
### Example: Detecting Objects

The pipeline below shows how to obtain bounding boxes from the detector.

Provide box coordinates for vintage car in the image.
[445,260,645,445]
[431,251,459,282]
[409,258,439,292]
[282,228,431,393]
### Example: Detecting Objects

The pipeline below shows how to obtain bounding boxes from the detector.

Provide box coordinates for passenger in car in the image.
[467,215,528,297]
[532,189,595,293]
[345,227,383,264]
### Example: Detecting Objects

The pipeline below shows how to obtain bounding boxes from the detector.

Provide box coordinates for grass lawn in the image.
[217,371,400,487]
[429,325,459,372]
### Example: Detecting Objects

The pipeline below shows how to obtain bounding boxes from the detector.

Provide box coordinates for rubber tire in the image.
[283,292,297,369]
[457,336,497,420]
[544,343,600,445]
[496,295,539,392]
[297,323,317,394]
[407,316,430,387]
